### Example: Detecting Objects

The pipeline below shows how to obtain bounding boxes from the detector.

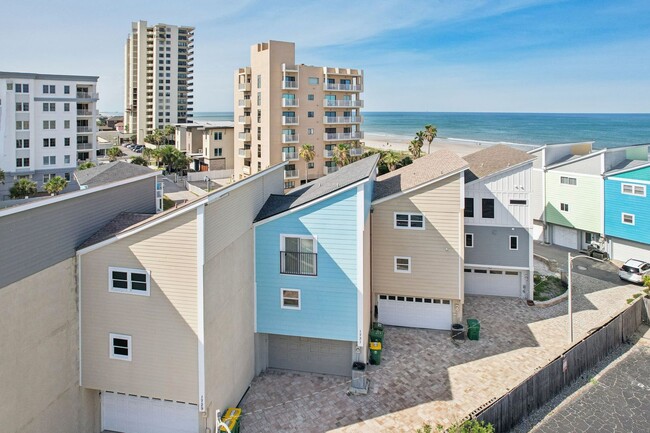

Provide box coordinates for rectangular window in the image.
[560,203,569,212]
[394,256,411,273]
[43,102,55,112]
[464,198,474,217]
[64,137,70,146]
[16,120,29,130]
[64,173,71,181]
[16,139,29,148]
[307,94,315,101]
[284,181,295,189]
[509,235,519,250]
[15,102,29,111]
[43,84,55,94]
[465,233,474,248]
[213,132,222,140]
[108,267,150,295]
[510,199,527,205]
[109,333,131,361]
[64,155,71,164]
[394,212,425,229]
[16,158,30,167]
[281,289,300,310]
[43,138,56,147]
[307,111,314,118]
[64,85,70,94]
[43,156,56,165]
[214,148,223,157]
[257,74,261,89]
[307,128,314,135]
[43,120,56,129]
[281,235,317,276]
[560,176,577,185]
[308,77,319,85]
[64,103,70,111]
[482,198,495,218]
[43,173,56,183]
[621,183,646,197]
[64,120,70,129]
[622,213,635,225]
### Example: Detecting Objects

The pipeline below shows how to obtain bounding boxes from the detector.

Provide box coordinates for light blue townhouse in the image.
[605,162,650,262]
[253,154,379,376]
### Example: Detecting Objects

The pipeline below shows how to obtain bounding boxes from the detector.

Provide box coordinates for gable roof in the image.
[463,144,536,183]
[77,212,153,250]
[74,161,157,188]
[254,154,380,222]
[373,149,468,202]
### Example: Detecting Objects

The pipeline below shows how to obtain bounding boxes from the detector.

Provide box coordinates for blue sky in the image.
[2,0,649,113]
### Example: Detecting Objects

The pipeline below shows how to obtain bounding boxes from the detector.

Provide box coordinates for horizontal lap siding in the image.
[545,172,601,233]
[256,188,358,341]
[372,174,462,299]
[81,211,198,403]
[605,177,650,244]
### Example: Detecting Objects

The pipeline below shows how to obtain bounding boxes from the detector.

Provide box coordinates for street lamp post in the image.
[567,252,608,343]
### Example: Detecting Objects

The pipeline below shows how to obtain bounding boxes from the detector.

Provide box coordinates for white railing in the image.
[242,166,251,175]
[324,166,338,175]
[323,99,364,108]
[77,143,93,150]
[238,82,251,91]
[76,109,97,116]
[323,83,363,91]
[238,99,251,108]
[282,64,299,72]
[238,132,251,141]
[282,81,299,89]
[76,92,98,99]
[238,116,251,124]
[186,169,233,181]
[323,149,334,158]
[282,116,299,125]
[238,148,251,158]
[284,169,299,179]
[323,132,364,141]
[282,134,299,144]
[282,152,299,161]
[350,147,364,157]
[281,98,299,107]
[323,116,362,124]
[77,126,93,133]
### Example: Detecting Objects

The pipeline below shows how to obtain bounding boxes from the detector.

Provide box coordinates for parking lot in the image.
[239,273,641,432]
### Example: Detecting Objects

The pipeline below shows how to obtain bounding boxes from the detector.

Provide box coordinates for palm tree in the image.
[78,161,96,170]
[299,143,315,183]
[131,156,148,166]
[158,145,178,171]
[153,129,165,146]
[163,125,176,146]
[9,178,37,198]
[408,139,423,159]
[423,124,438,154]
[332,143,351,167]
[171,153,192,173]
[44,176,68,195]
[381,150,402,172]
[106,147,123,162]
[142,147,154,164]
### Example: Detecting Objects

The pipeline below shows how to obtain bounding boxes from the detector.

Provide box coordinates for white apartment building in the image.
[234,40,364,188]
[0,71,99,198]
[124,20,194,144]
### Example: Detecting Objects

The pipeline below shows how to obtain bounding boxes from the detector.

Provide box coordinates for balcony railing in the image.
[323,99,364,108]
[280,251,317,276]
[281,98,299,107]
[77,143,93,150]
[282,134,299,144]
[77,126,93,133]
[282,152,299,161]
[77,109,97,116]
[238,132,251,141]
[282,81,298,90]
[323,116,363,124]
[323,132,364,141]
[238,82,251,92]
[323,149,334,158]
[282,116,299,125]
[324,166,339,175]
[238,148,251,158]
[350,147,364,157]
[238,99,251,108]
[284,169,299,179]
[242,165,251,175]
[323,83,363,92]
[238,116,251,124]
[76,92,99,99]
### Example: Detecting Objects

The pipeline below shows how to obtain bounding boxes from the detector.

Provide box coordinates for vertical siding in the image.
[545,171,602,233]
[605,178,650,244]
[255,187,359,341]
[371,174,463,299]
[81,211,198,404]
[531,168,544,221]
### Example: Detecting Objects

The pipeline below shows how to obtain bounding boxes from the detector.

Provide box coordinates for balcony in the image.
[238,116,251,124]
[238,82,251,92]
[282,80,298,90]
[323,83,363,92]
[324,166,339,175]
[323,99,364,108]
[77,126,94,133]
[282,134,299,144]
[242,165,251,175]
[323,116,363,124]
[282,64,299,72]
[238,132,251,141]
[282,116,299,126]
[280,251,317,276]
[350,147,364,157]
[76,92,99,100]
[323,132,364,141]
[238,148,251,158]
[77,143,93,150]
[238,99,251,108]
[76,109,97,116]
[284,169,299,180]
[282,152,299,161]
[323,149,334,158]
[281,98,298,107]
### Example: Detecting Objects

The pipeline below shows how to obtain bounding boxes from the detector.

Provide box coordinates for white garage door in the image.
[611,238,650,263]
[378,295,452,330]
[553,225,578,249]
[465,268,521,297]
[268,335,353,377]
[102,391,197,433]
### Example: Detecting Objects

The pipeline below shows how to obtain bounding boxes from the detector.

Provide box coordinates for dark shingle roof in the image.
[77,212,153,249]
[254,154,380,222]
[373,149,468,201]
[463,144,536,183]
[74,161,156,188]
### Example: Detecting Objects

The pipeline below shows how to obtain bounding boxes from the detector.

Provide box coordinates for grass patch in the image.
[534,273,567,302]
[162,196,175,211]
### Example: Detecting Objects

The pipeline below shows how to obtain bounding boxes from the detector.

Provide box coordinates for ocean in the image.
[189,112,650,149]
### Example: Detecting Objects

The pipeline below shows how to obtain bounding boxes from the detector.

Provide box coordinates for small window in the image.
[307,111,314,118]
[394,256,411,273]
[308,162,314,169]
[482,198,494,218]
[394,213,424,229]
[474,269,487,274]
[214,148,223,157]
[465,233,474,248]
[214,132,222,140]
[560,176,577,186]
[622,213,635,225]
[281,289,300,309]
[109,333,131,361]
[560,203,569,212]
[510,199,527,205]
[621,183,646,197]
[509,236,519,250]
[109,267,150,295]
[64,103,70,111]
[308,77,319,85]
[307,128,314,135]
[464,198,474,218]
[64,85,70,94]
[464,268,472,273]
[505,271,519,276]
[307,94,315,101]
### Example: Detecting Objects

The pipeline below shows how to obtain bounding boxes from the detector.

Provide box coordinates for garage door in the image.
[552,225,578,249]
[377,295,452,330]
[532,222,544,242]
[611,238,650,263]
[268,335,352,376]
[102,391,197,433]
[465,268,521,297]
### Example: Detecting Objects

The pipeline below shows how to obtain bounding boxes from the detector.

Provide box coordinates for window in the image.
[280,235,317,276]
[308,77,319,85]
[64,155,71,164]
[43,102,55,112]
[15,102,29,111]
[465,233,474,248]
[109,333,131,361]
[7,83,13,90]
[21,83,29,92]
[43,173,56,182]
[64,85,70,94]
[43,84,55,94]
[16,158,30,168]
[257,92,261,105]
[560,203,569,212]
[464,198,474,217]
[622,213,635,225]
[394,212,425,229]
[307,128,314,135]
[64,103,70,112]
[43,138,56,147]
[43,120,56,129]
[64,173,71,181]
[109,267,150,295]
[307,94,314,101]
[621,183,646,197]
[284,181,295,189]
[394,256,411,273]
[281,289,300,309]
[16,120,29,130]
[64,120,70,129]
[257,74,261,89]
[213,132,222,140]
[16,139,29,148]
[510,199,527,205]
[307,111,314,118]
[64,137,70,147]
[308,162,314,169]
[482,199,495,218]
[560,176,577,185]
[509,236,519,250]
[43,156,56,165]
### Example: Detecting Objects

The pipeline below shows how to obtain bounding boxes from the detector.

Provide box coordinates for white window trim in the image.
[621,183,646,197]
[621,213,635,225]
[109,333,132,361]
[279,234,318,253]
[465,233,474,248]
[393,212,425,230]
[560,176,577,186]
[394,256,411,273]
[108,266,151,296]
[280,288,301,310]
[509,235,519,250]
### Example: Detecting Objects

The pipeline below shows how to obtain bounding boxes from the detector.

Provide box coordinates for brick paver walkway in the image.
[240,273,641,432]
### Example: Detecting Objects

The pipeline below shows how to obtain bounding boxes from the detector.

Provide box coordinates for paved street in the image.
[534,242,623,285]
[531,326,650,433]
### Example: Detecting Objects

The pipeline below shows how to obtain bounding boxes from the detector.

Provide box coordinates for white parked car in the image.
[618,259,650,284]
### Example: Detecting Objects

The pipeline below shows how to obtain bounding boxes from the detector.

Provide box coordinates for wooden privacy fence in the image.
[472,299,644,432]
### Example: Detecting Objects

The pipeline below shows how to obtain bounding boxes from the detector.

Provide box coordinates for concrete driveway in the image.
[239,274,641,432]
[534,242,623,285]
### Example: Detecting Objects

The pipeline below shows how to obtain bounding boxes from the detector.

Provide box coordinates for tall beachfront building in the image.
[233,40,364,188]
[124,20,194,144]
[0,71,99,197]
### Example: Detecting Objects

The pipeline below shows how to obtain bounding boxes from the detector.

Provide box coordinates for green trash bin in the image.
[467,319,480,341]
[369,341,382,365]
[369,328,384,344]
[372,322,384,332]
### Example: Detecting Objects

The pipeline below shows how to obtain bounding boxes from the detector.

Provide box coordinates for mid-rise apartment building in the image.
[124,20,194,144]
[0,71,99,197]
[233,40,364,188]
[175,121,234,172]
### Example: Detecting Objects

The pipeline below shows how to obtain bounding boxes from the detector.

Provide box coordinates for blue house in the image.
[253,154,379,376]
[605,162,650,262]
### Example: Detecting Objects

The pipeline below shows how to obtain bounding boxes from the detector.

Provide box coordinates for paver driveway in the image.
[239,273,640,432]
